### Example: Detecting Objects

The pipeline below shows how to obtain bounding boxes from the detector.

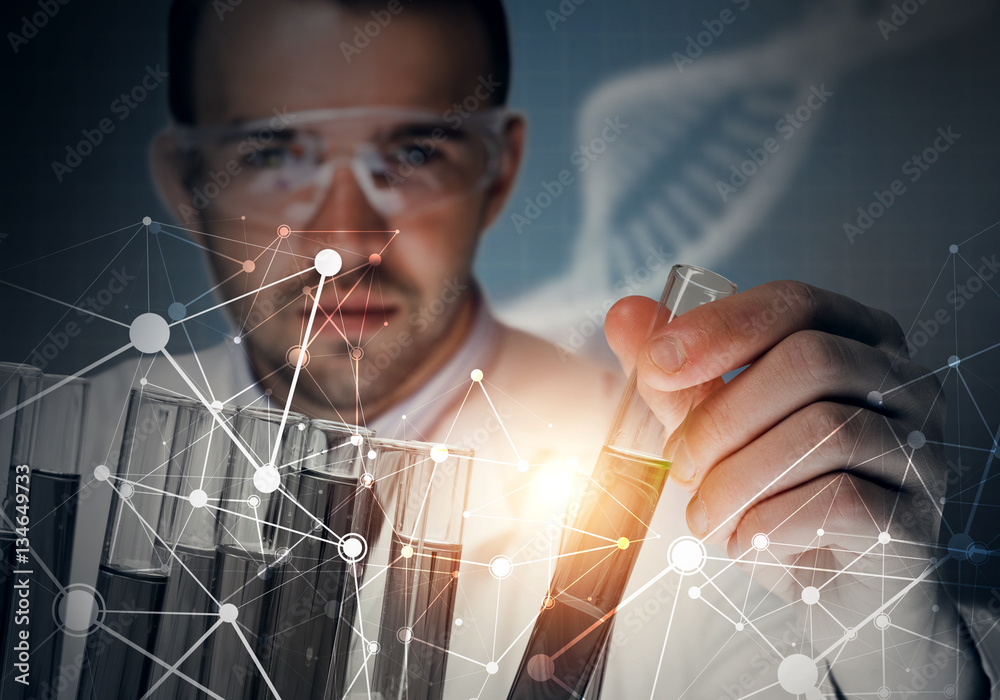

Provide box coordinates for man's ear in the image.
[480,112,526,232]
[149,131,206,243]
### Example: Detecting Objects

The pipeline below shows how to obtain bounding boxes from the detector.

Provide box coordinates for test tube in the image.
[2,373,88,700]
[507,264,737,699]
[346,438,473,700]
[147,400,239,700]
[0,362,41,659]
[261,419,374,700]
[77,388,195,699]
[203,404,310,699]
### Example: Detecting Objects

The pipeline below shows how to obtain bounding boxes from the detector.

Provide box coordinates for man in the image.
[77,0,991,697]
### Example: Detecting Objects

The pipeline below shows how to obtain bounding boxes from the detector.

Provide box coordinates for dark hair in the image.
[167,0,511,125]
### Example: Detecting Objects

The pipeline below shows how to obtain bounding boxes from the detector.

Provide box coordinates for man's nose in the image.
[303,162,392,259]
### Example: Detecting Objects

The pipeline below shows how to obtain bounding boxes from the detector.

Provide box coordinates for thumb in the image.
[604,296,659,376]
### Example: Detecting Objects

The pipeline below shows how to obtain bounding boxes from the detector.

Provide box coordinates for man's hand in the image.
[605,280,988,697]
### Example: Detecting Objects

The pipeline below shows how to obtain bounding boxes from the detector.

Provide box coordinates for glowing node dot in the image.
[119,482,135,499]
[801,586,820,606]
[314,248,343,276]
[907,430,926,449]
[489,555,513,579]
[130,313,170,354]
[397,627,413,644]
[455,618,463,627]
[401,545,414,559]
[367,449,377,460]
[867,390,883,408]
[875,613,891,630]
[688,586,700,599]
[430,444,449,463]
[462,511,470,519]
[219,603,238,623]
[253,464,281,494]
[142,216,152,225]
[243,260,256,273]
[470,369,484,382]
[275,547,291,565]
[167,302,187,321]
[369,253,382,266]
[526,654,554,682]
[945,683,958,697]
[139,377,148,386]
[149,222,161,234]
[452,570,459,579]
[94,465,110,482]
[367,641,380,654]
[340,534,366,562]
[816,528,825,537]
[287,345,310,368]
[752,533,769,551]
[877,686,891,699]
[949,244,959,254]
[542,596,555,610]
[277,224,291,238]
[932,604,940,613]
[617,537,630,550]
[402,414,407,420]
[735,622,745,631]
[485,662,499,676]
[878,531,891,545]
[777,654,819,694]
[350,346,364,361]
[668,536,707,574]
[247,495,261,509]
[233,336,242,345]
[57,585,101,636]
[844,627,857,641]
[517,459,529,473]
[189,489,208,508]
[210,400,224,411]
[948,355,960,368]
[350,434,364,447]
[302,286,312,297]
[567,456,579,469]
[383,321,388,326]
[241,215,246,220]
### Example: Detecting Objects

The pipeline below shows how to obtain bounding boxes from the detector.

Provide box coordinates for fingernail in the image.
[669,439,697,486]
[687,494,708,536]
[650,337,686,374]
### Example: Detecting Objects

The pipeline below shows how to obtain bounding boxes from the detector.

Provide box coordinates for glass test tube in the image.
[77,388,193,700]
[507,264,737,699]
[0,363,41,661]
[346,438,473,700]
[262,419,374,700]
[2,373,88,700]
[204,405,310,700]
[147,399,239,700]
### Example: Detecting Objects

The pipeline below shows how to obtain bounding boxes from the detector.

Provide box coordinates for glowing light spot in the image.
[617,537,630,550]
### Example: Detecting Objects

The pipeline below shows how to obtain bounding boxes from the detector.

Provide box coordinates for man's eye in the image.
[244,143,306,168]
[387,142,442,167]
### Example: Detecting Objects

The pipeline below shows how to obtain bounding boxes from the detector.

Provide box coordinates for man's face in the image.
[158,0,522,420]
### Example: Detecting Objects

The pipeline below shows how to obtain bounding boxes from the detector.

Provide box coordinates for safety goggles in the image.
[173,106,510,229]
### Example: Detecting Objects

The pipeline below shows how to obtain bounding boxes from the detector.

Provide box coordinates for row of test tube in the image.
[0,366,474,700]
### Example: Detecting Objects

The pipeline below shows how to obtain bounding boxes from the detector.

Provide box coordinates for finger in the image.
[686,402,930,547]
[665,332,943,489]
[636,280,908,393]
[605,296,659,376]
